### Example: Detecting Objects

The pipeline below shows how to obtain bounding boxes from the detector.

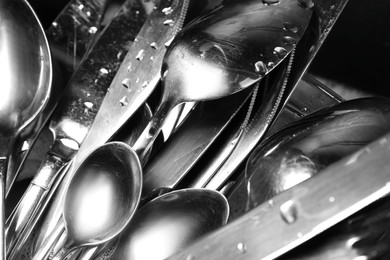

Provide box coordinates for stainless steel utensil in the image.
[32,0,190,254]
[132,0,312,161]
[31,142,142,260]
[201,0,346,191]
[5,1,147,258]
[0,0,52,258]
[6,0,120,193]
[107,189,229,260]
[167,127,390,260]
[246,97,390,209]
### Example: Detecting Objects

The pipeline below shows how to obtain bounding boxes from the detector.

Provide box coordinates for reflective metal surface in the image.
[132,0,312,160]
[32,142,142,260]
[108,189,229,260]
[167,120,390,260]
[5,1,147,258]
[0,0,52,258]
[246,97,390,208]
[6,0,114,194]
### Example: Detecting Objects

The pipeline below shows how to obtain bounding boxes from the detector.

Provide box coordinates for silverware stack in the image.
[3,0,390,259]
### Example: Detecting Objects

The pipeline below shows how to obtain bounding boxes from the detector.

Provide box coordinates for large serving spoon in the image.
[31,142,142,260]
[132,0,313,160]
[0,0,52,258]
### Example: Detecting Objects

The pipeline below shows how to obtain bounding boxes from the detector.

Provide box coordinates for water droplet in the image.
[273,47,288,59]
[88,26,97,34]
[117,51,123,60]
[136,78,140,83]
[52,22,58,27]
[99,68,109,76]
[329,197,336,203]
[268,200,274,207]
[78,4,84,10]
[297,0,314,9]
[150,56,154,61]
[136,49,145,61]
[237,243,247,254]
[282,36,297,46]
[254,61,267,76]
[162,7,173,15]
[86,11,91,17]
[297,232,303,238]
[186,254,196,260]
[280,200,298,224]
[142,81,149,88]
[283,22,299,33]
[122,78,131,89]
[163,19,175,26]
[150,42,158,49]
[267,62,275,68]
[162,70,169,79]
[84,102,93,109]
[21,141,30,152]
[165,37,175,47]
[262,0,280,5]
[301,107,309,113]
[120,96,129,106]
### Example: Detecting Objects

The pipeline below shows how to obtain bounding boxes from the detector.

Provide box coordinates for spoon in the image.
[31,142,142,260]
[132,0,313,160]
[107,188,229,260]
[4,1,150,257]
[245,97,390,209]
[0,0,52,257]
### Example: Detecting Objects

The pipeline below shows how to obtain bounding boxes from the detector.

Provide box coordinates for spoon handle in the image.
[133,99,178,163]
[0,158,6,260]
[5,153,67,259]
[32,221,65,260]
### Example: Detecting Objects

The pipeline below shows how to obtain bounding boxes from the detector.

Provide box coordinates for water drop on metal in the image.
[88,26,97,34]
[150,42,158,49]
[163,19,175,26]
[283,22,299,33]
[142,81,149,88]
[162,69,169,79]
[119,96,129,107]
[329,197,336,203]
[254,61,267,76]
[297,0,314,9]
[280,200,298,224]
[282,36,297,46]
[273,47,288,59]
[99,68,109,76]
[136,49,145,61]
[165,37,175,47]
[237,243,247,254]
[84,102,93,109]
[186,255,196,260]
[267,62,275,68]
[162,7,173,15]
[262,0,280,5]
[122,78,131,89]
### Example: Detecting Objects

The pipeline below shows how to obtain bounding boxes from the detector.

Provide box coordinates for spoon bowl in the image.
[133,0,313,160]
[32,142,142,260]
[0,0,52,136]
[245,97,390,209]
[109,189,229,260]
[64,142,142,247]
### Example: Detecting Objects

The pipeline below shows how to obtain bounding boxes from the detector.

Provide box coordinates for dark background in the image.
[29,0,390,96]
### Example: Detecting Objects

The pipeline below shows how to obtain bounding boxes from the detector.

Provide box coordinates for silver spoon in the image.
[245,97,390,209]
[0,0,52,257]
[132,0,312,160]
[31,142,142,260]
[108,188,228,260]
